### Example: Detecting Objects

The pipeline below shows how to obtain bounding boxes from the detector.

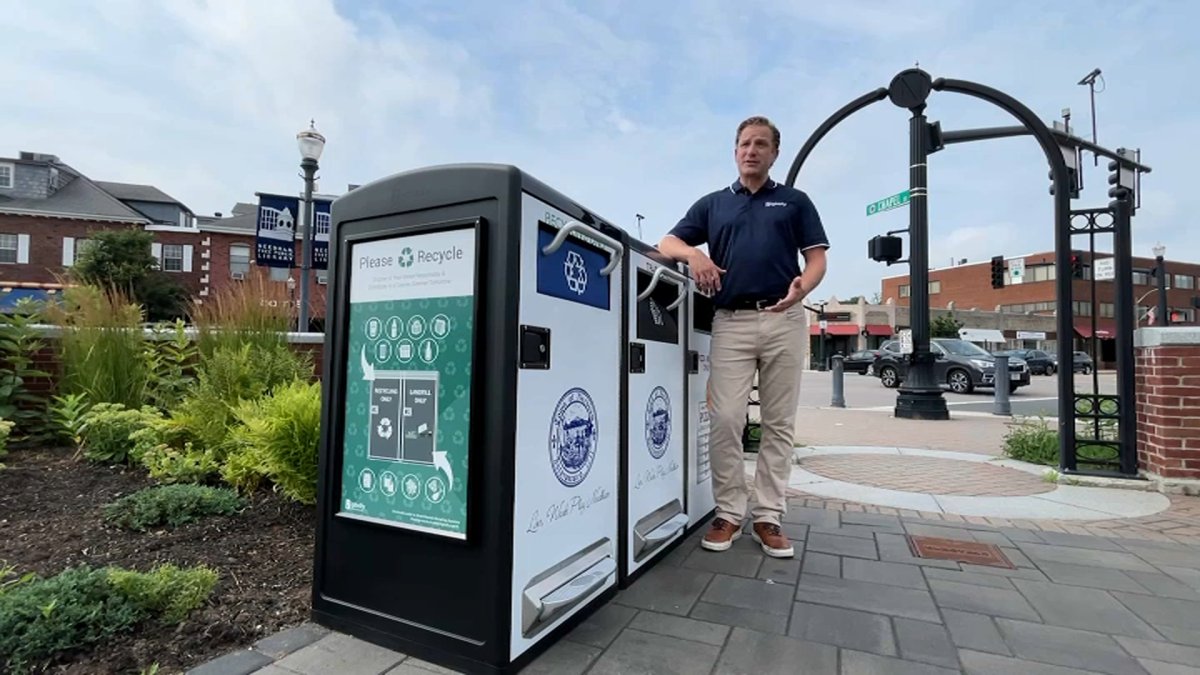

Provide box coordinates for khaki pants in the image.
[707,305,806,527]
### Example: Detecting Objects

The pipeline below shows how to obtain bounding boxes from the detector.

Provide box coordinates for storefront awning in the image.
[864,324,893,336]
[958,328,1007,343]
[0,288,54,313]
[1074,321,1115,339]
[809,324,861,336]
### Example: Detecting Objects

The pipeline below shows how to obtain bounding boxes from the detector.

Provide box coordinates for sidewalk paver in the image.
[183,406,1200,675]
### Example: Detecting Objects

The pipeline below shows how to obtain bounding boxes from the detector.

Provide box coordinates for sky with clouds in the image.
[3,0,1194,301]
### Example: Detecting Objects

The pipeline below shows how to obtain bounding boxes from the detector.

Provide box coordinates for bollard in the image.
[993,354,1011,416]
[831,354,846,408]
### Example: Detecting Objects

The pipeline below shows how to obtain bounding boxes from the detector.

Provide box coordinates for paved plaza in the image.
[188,407,1200,675]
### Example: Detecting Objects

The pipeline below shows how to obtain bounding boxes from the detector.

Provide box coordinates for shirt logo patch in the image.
[765,201,789,208]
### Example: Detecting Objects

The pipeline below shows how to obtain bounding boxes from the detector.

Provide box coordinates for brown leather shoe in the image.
[700,517,742,552]
[752,522,794,558]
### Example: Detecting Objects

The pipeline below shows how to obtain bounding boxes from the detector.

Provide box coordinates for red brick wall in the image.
[202,231,328,324]
[1136,340,1200,485]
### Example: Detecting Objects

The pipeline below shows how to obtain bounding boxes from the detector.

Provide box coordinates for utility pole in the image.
[635,213,644,240]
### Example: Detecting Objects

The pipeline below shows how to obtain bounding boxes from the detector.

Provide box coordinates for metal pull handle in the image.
[639,514,689,549]
[541,220,625,276]
[536,557,616,622]
[637,266,689,310]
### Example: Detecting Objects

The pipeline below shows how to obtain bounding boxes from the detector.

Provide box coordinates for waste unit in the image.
[618,241,690,586]
[682,265,717,531]
[312,163,627,674]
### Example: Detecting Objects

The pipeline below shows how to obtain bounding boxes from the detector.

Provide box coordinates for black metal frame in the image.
[785,69,1150,476]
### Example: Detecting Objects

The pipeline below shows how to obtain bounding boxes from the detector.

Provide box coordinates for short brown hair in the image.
[736,116,780,149]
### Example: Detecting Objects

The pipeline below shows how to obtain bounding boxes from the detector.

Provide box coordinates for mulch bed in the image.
[0,445,315,674]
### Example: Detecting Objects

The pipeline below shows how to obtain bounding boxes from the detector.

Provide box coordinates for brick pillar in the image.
[1135,327,1200,494]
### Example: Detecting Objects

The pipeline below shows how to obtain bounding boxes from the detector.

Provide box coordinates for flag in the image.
[255,194,300,268]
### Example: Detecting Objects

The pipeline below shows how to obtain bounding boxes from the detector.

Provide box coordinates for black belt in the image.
[720,296,784,310]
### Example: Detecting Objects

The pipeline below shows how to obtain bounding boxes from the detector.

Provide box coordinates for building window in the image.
[269,266,290,282]
[1174,274,1195,290]
[230,245,251,277]
[0,233,17,263]
[1100,302,1115,318]
[929,280,941,294]
[1172,308,1195,323]
[162,244,184,272]
[1029,264,1056,282]
[1132,270,1151,286]
[899,285,910,298]
[1073,301,1092,316]
[0,163,13,189]
[74,238,94,264]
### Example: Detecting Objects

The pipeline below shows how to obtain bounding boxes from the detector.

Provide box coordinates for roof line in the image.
[74,173,155,222]
[0,207,149,225]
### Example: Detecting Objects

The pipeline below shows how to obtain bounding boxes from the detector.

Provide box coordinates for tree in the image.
[71,229,189,321]
[930,313,964,338]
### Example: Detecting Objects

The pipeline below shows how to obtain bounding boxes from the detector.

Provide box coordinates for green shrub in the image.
[107,564,218,624]
[102,484,244,532]
[0,306,53,444]
[48,393,90,453]
[139,442,221,485]
[232,380,322,503]
[1002,416,1059,466]
[0,419,12,469]
[50,285,153,410]
[0,564,217,673]
[142,319,198,412]
[79,403,163,465]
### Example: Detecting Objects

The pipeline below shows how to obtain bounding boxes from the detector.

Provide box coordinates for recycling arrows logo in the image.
[399,247,414,267]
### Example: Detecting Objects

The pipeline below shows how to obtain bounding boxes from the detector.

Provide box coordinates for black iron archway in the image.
[786,68,1151,477]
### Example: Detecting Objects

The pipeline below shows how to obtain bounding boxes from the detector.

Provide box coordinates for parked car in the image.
[842,349,882,375]
[1071,351,1094,374]
[994,348,1056,375]
[872,338,1030,394]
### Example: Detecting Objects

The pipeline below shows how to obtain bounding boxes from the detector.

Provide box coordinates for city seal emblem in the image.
[549,387,598,487]
[645,386,671,459]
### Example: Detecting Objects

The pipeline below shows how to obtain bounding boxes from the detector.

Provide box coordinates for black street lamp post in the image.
[296,121,326,333]
[889,69,949,420]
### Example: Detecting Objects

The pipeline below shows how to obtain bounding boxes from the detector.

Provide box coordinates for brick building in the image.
[0,150,330,328]
[880,250,1200,366]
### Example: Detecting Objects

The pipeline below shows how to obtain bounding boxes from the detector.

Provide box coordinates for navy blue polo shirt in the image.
[668,178,830,309]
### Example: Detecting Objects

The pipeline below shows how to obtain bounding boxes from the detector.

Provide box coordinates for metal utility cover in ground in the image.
[906,535,1014,568]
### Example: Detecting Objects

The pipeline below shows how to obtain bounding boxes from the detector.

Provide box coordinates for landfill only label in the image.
[866,190,910,216]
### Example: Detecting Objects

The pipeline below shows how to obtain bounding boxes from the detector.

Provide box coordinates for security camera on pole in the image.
[296,121,326,333]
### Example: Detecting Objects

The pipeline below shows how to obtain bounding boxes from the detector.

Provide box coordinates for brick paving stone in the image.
[184,649,274,675]
[700,573,795,616]
[713,627,838,675]
[788,602,896,656]
[806,532,878,560]
[840,649,959,675]
[612,565,711,616]
[927,579,1041,622]
[516,640,601,675]
[758,556,802,585]
[798,454,1055,496]
[893,617,959,669]
[1112,592,1200,631]
[627,610,730,647]
[794,575,941,622]
[842,558,928,590]
[923,567,1018,590]
[941,609,1012,656]
[1011,578,1162,638]
[1114,636,1200,667]
[589,628,721,675]
[800,551,841,578]
[995,618,1149,675]
[564,603,637,648]
[252,623,331,660]
[689,600,789,635]
[957,649,1097,674]
[273,633,405,675]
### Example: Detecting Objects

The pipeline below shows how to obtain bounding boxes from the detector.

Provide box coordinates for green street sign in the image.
[866,190,911,216]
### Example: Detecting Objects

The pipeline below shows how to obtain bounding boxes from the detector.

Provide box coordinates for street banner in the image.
[255,194,299,268]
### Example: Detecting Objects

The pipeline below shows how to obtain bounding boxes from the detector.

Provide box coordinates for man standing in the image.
[658,116,828,558]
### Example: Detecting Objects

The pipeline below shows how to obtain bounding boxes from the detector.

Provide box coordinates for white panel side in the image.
[509,192,622,659]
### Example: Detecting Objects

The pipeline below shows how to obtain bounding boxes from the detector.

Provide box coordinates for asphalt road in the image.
[797,367,1117,418]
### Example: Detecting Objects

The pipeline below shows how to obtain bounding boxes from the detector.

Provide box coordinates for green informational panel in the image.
[338,225,476,540]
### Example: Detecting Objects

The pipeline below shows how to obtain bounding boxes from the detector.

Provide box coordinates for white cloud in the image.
[1,0,1195,304]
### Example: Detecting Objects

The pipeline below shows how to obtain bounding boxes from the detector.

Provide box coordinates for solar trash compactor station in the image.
[312,163,715,673]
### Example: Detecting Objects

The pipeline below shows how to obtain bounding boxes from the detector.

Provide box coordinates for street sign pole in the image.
[866,190,911,217]
[889,70,949,421]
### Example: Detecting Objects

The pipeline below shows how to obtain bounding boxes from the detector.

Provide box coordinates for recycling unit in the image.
[682,265,717,531]
[312,164,627,674]
[618,241,691,586]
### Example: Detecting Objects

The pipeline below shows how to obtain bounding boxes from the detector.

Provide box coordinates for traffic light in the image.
[1048,167,1080,198]
[1070,254,1084,279]
[1108,150,1136,200]
[990,255,1005,289]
